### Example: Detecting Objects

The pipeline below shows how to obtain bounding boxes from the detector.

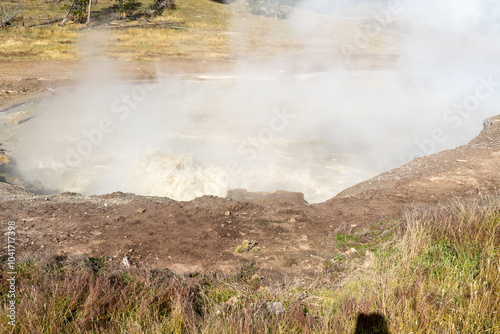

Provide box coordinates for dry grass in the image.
[0,0,245,61]
[0,27,79,60]
[0,0,351,61]
[1,197,499,333]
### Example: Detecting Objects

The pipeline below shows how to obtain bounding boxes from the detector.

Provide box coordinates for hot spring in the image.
[4,0,500,202]
[3,65,498,203]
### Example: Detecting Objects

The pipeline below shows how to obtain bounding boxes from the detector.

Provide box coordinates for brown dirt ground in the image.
[1,60,500,279]
[0,59,237,110]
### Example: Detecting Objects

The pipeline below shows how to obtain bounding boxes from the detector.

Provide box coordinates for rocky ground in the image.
[1,61,500,279]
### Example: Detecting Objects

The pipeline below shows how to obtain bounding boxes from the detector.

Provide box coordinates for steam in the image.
[9,0,500,203]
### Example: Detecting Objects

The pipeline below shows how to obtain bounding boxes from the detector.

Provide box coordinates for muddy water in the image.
[3,69,494,203]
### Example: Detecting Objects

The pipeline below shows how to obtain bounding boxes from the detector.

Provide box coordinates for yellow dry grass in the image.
[0,27,79,60]
[0,0,369,61]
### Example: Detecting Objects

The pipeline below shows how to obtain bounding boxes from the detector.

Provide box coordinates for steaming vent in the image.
[4,0,500,203]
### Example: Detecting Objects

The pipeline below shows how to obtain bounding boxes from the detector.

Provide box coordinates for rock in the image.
[24,180,44,194]
[226,189,308,206]
[0,172,43,193]
[483,116,500,129]
[345,247,357,255]
[266,302,285,316]
[122,256,131,269]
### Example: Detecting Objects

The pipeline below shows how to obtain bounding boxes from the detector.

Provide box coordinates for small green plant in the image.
[322,259,334,271]
[145,195,172,202]
[230,262,259,284]
[235,245,246,254]
[334,233,361,249]
[88,256,108,273]
[235,239,257,253]
[120,272,134,284]
[331,253,346,263]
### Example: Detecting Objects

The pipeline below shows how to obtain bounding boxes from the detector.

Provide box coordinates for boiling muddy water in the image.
[5,68,498,203]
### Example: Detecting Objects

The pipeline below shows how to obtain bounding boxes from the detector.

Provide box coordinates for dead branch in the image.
[60,0,76,27]
[27,17,62,28]
[24,16,52,20]
[105,21,185,29]
[0,4,22,27]
[248,240,259,250]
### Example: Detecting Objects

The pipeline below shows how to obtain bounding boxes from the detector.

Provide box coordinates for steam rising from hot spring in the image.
[9,0,500,203]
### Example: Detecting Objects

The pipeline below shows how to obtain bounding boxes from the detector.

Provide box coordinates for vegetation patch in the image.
[0,0,321,61]
[235,239,258,254]
[1,197,499,332]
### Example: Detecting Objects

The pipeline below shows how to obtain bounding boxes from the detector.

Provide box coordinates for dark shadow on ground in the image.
[354,312,390,334]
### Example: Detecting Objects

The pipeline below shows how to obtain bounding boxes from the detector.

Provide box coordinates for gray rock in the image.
[483,116,500,130]
[266,302,285,316]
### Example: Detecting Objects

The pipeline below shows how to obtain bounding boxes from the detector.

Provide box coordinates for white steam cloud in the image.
[9,0,500,203]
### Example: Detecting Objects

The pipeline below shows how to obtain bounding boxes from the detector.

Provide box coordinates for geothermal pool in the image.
[2,68,497,203]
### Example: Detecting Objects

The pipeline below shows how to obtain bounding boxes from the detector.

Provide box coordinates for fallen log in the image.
[27,17,62,27]
[104,21,185,29]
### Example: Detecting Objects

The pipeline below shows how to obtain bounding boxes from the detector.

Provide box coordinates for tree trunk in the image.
[60,0,75,26]
[86,0,92,28]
